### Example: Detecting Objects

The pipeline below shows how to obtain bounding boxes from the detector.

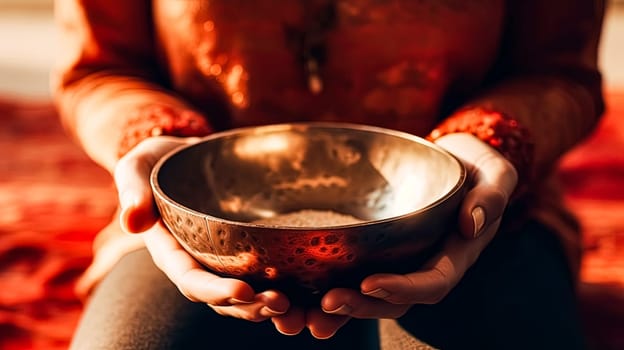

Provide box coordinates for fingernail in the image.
[362,288,391,299]
[323,304,353,315]
[261,306,286,316]
[312,330,337,340]
[472,206,486,238]
[275,328,301,336]
[227,298,254,305]
[119,207,133,233]
[271,318,302,336]
[119,190,140,213]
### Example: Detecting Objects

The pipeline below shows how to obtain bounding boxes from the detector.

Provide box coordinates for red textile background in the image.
[0,92,623,349]
[559,91,624,350]
[0,98,116,350]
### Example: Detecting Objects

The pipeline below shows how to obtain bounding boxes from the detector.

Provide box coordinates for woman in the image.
[52,1,605,349]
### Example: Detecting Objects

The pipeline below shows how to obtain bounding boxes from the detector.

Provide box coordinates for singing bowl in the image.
[150,122,466,302]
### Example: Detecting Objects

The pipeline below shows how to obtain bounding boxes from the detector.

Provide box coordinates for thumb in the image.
[114,137,194,233]
[434,133,518,239]
[458,184,508,239]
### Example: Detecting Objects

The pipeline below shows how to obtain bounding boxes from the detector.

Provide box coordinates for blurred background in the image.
[0,0,55,98]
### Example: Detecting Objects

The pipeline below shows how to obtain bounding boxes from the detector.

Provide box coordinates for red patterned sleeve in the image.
[117,105,213,158]
[52,0,215,171]
[427,108,534,195]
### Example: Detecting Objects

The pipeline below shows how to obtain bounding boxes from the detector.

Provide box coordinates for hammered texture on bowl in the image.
[151,122,466,299]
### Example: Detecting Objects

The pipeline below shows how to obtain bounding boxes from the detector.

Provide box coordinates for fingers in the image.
[271,306,350,339]
[144,221,293,321]
[75,232,145,299]
[458,184,507,239]
[316,134,516,319]
[115,136,294,322]
[322,288,409,319]
[321,225,499,318]
[365,226,497,305]
[271,307,306,336]
[211,290,290,322]
[143,221,255,304]
[434,133,518,239]
[306,309,351,339]
[114,137,197,233]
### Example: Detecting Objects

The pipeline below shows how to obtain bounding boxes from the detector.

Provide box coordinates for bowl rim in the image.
[150,121,467,230]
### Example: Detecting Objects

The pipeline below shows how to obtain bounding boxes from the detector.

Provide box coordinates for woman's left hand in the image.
[271,133,519,339]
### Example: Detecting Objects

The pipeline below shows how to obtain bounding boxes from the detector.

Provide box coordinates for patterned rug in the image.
[0,92,622,349]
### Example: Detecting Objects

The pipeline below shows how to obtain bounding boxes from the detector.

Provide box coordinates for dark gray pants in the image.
[70,221,587,350]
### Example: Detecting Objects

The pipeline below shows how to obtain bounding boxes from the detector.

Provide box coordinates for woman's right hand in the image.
[114,136,291,323]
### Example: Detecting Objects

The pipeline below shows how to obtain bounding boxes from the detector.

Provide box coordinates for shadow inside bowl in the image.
[151,122,466,304]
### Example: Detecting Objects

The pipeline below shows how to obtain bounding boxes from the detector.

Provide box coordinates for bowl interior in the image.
[152,123,465,226]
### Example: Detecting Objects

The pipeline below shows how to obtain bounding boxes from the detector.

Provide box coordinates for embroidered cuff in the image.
[117,105,212,158]
[427,107,534,194]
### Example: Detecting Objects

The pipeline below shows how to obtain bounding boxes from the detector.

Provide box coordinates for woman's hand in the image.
[114,136,290,322]
[293,133,519,338]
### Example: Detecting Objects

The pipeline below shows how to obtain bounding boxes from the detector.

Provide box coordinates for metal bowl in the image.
[151,122,466,303]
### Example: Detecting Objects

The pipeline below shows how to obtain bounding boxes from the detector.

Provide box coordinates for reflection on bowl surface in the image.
[151,122,466,303]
